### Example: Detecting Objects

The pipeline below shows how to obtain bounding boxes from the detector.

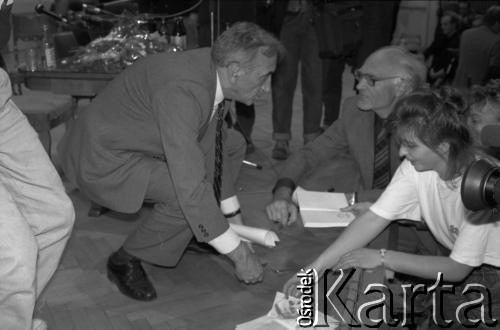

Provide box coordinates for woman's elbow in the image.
[445,261,473,283]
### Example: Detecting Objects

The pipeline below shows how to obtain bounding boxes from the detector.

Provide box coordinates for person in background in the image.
[424,11,461,87]
[284,87,500,328]
[60,22,284,301]
[271,0,323,160]
[321,0,400,128]
[266,46,426,225]
[453,5,500,88]
[0,0,13,70]
[468,79,500,159]
[0,68,75,330]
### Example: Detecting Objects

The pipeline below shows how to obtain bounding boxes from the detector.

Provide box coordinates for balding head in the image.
[364,46,427,93]
[355,46,427,118]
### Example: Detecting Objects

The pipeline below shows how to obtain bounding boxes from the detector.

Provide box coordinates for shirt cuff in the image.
[291,186,303,204]
[208,227,241,254]
[220,196,240,215]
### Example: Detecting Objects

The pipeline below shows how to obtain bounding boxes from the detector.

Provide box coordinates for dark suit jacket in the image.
[61,48,231,242]
[280,96,400,201]
[453,25,500,88]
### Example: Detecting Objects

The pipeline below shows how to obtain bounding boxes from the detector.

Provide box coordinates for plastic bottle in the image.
[42,24,56,69]
[170,17,187,51]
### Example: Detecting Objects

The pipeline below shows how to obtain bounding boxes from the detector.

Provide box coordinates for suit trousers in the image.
[322,57,348,127]
[123,129,246,266]
[272,13,323,142]
[0,104,74,330]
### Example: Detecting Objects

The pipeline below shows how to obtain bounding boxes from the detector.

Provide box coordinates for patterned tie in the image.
[213,102,225,205]
[373,120,391,189]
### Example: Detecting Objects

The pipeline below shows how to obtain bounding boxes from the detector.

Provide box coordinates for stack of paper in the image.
[296,189,355,228]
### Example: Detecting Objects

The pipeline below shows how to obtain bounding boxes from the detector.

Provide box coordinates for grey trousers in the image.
[123,129,246,266]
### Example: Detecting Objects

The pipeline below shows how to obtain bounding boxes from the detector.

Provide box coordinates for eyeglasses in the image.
[354,70,402,87]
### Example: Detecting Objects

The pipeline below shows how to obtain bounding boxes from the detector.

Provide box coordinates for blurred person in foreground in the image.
[60,22,284,301]
[284,87,500,328]
[0,68,75,330]
[266,46,427,225]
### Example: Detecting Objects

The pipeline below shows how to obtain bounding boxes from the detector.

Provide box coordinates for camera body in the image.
[461,125,500,220]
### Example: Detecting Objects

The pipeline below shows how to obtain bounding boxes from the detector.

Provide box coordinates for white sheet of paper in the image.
[230,224,280,247]
[296,189,355,228]
[296,189,349,211]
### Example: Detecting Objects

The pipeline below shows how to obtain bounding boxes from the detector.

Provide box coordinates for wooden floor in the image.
[35,72,357,329]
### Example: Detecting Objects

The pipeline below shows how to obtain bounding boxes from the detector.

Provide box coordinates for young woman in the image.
[284,87,500,327]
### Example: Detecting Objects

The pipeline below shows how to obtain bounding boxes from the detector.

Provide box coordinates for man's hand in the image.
[226,241,263,284]
[266,199,298,226]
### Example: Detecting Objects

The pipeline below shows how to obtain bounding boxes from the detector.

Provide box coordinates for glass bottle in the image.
[41,24,56,70]
[170,17,187,51]
[158,18,169,43]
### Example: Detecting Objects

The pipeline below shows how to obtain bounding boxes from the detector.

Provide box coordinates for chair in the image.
[9,13,77,157]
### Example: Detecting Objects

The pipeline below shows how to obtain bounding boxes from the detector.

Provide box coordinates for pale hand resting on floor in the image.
[226,241,264,284]
[266,187,298,226]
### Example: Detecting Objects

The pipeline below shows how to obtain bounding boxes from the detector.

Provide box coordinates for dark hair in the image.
[470,79,500,110]
[483,5,500,27]
[392,87,475,180]
[211,22,285,68]
[442,10,461,29]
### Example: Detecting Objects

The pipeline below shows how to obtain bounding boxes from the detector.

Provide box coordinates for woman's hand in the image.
[341,202,372,217]
[334,248,383,270]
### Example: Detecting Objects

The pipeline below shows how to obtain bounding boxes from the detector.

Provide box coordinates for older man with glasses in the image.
[266,46,427,225]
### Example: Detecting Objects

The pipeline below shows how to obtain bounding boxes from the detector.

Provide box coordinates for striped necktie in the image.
[373,120,391,189]
[213,102,225,205]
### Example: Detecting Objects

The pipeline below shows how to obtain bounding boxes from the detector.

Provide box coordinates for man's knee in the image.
[225,129,246,159]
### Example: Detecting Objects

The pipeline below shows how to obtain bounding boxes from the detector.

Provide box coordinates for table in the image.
[14,69,116,98]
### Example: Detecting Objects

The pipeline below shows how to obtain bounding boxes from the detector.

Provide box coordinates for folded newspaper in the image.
[235,292,339,329]
[296,188,355,228]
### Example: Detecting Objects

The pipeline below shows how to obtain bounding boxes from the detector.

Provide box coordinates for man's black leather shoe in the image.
[107,253,157,301]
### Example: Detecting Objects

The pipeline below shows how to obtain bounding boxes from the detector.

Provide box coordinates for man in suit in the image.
[453,5,500,88]
[61,22,284,300]
[266,46,427,225]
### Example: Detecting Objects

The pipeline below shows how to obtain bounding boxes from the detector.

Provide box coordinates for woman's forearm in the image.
[308,210,390,274]
[384,250,472,282]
